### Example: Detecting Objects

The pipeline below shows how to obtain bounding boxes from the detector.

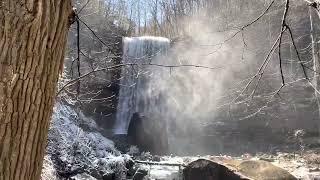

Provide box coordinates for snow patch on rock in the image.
[43,102,130,180]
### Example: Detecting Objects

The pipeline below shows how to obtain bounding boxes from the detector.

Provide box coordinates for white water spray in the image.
[114,36,170,134]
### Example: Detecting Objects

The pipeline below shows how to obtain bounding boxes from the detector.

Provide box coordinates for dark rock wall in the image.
[127,113,169,155]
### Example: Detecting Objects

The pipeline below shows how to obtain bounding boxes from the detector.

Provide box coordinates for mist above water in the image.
[118,16,256,149]
[113,21,252,154]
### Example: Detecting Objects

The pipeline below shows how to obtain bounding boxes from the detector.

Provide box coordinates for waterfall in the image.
[114,36,170,134]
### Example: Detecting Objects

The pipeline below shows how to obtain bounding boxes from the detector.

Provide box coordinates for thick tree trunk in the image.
[0,1,72,180]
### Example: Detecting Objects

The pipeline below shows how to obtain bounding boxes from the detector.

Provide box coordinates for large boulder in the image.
[127,112,168,155]
[183,159,249,180]
[237,160,297,180]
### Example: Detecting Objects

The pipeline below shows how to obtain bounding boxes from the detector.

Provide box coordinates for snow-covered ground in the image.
[42,102,131,180]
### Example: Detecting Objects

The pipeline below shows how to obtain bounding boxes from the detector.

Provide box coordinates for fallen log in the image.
[134,160,187,167]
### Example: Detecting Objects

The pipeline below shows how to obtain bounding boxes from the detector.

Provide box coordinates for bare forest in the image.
[1,0,320,180]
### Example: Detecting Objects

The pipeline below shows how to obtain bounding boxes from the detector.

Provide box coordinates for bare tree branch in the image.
[57,63,223,96]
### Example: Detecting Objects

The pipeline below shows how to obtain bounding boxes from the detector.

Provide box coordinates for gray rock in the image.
[237,160,297,180]
[133,168,148,180]
[127,165,138,177]
[102,172,116,180]
[183,159,248,180]
[152,155,161,162]
[126,158,135,170]
[71,173,97,180]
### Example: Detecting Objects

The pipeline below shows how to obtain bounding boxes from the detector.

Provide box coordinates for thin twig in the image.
[56,63,223,96]
[202,0,275,49]
[76,16,81,94]
[77,0,91,14]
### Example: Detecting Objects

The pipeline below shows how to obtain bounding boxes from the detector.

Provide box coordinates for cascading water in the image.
[114,36,170,134]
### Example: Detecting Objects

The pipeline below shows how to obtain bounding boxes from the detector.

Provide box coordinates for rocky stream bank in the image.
[41,103,320,180]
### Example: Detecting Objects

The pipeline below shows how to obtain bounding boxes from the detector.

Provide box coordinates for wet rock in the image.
[128,113,169,155]
[51,153,85,179]
[88,168,102,179]
[152,155,161,162]
[127,145,140,156]
[183,159,248,180]
[71,173,97,180]
[304,152,320,164]
[112,134,129,153]
[309,167,320,172]
[126,158,136,177]
[102,172,116,180]
[125,158,135,170]
[127,165,138,177]
[133,168,148,180]
[139,152,153,161]
[237,160,297,180]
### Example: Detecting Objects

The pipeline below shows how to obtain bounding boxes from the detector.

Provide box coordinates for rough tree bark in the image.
[0,1,72,180]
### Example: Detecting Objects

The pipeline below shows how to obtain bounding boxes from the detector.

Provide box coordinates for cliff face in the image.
[127,113,169,155]
[63,34,123,136]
